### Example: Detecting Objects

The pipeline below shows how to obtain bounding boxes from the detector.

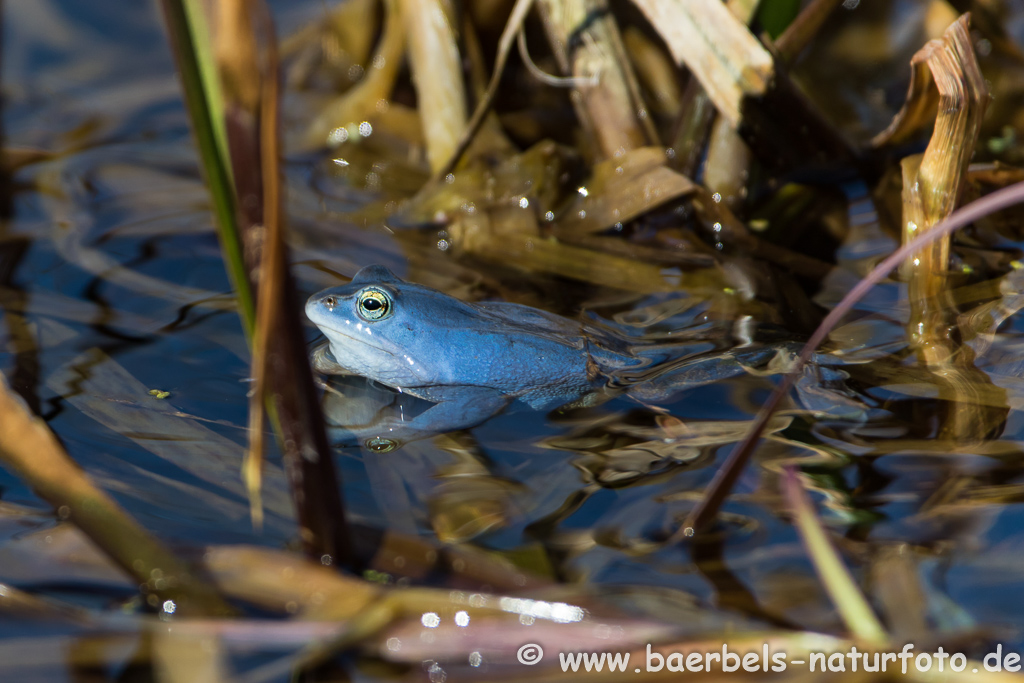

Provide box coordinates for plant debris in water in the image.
[8,0,1024,680]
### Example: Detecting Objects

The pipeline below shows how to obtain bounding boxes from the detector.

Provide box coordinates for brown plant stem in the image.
[242,0,355,567]
[0,372,235,616]
[679,179,1024,536]
[537,0,653,159]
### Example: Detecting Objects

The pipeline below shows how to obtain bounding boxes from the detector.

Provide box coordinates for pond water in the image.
[6,0,1024,680]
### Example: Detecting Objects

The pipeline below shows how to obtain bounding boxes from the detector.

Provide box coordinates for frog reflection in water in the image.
[306,265,789,447]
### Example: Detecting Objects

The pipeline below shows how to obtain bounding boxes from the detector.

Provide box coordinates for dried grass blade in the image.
[869,546,929,641]
[774,0,844,64]
[157,0,255,335]
[0,581,90,623]
[900,14,987,255]
[553,147,697,238]
[164,0,352,563]
[400,0,467,174]
[680,179,1024,535]
[897,15,1004,439]
[630,0,772,128]
[537,0,653,159]
[437,0,534,179]
[243,0,355,566]
[781,467,888,646]
[0,371,235,616]
[153,629,231,683]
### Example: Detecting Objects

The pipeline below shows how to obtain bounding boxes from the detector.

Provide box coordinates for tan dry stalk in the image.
[433,0,532,179]
[622,26,681,118]
[400,0,468,173]
[897,15,1007,441]
[782,468,888,646]
[702,115,752,208]
[214,0,261,113]
[700,0,760,208]
[899,15,987,360]
[247,0,354,563]
[152,629,230,683]
[774,0,843,64]
[725,0,760,21]
[631,0,772,128]
[0,372,234,616]
[669,77,715,177]
[537,0,653,159]
[467,234,686,293]
[245,0,285,532]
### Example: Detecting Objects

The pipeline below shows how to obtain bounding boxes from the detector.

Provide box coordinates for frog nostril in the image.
[323,295,337,310]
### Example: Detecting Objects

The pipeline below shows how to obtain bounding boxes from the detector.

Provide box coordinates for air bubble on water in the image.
[328,127,349,146]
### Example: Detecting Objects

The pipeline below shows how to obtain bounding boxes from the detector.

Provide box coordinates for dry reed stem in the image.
[669,78,715,177]
[622,27,681,117]
[245,0,281,530]
[873,14,985,149]
[631,0,772,128]
[153,629,230,683]
[435,0,532,178]
[215,0,261,113]
[537,0,653,159]
[899,15,989,380]
[700,0,759,208]
[782,468,888,646]
[400,0,467,173]
[774,0,844,64]
[246,0,355,564]
[0,372,234,616]
[679,177,1024,536]
[702,116,751,207]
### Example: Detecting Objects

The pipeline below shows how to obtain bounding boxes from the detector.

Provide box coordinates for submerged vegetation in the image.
[8,0,1024,680]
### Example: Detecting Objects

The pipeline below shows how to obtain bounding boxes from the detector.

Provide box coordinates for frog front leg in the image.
[327,386,512,449]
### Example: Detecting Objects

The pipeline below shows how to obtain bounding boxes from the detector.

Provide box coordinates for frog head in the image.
[305,265,474,387]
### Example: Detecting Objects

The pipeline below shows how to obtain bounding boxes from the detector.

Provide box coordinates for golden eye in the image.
[366,436,398,453]
[356,287,392,321]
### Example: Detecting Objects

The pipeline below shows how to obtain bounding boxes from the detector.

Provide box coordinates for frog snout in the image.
[305,294,326,324]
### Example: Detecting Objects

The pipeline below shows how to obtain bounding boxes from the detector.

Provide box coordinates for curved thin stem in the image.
[679,179,1024,536]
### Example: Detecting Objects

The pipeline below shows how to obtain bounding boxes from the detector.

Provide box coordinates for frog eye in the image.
[356,287,393,321]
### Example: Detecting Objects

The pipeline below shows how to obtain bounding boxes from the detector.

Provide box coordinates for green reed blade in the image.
[158,0,255,338]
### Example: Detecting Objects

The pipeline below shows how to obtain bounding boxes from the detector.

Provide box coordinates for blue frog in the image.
[306,265,794,446]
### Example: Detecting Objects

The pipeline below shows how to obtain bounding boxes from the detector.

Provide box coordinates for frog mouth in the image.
[315,324,419,375]
[317,324,390,354]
